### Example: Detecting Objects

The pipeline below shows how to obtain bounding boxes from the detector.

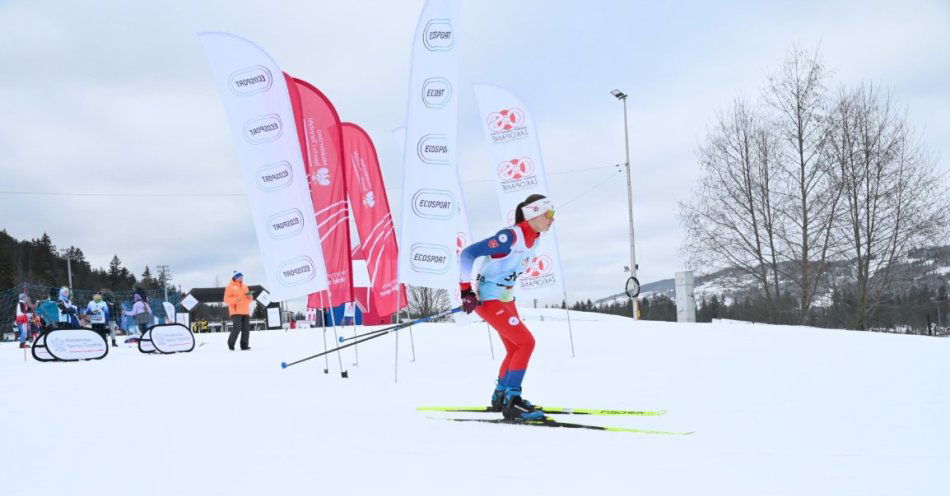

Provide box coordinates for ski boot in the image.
[502,388,545,421]
[490,387,506,412]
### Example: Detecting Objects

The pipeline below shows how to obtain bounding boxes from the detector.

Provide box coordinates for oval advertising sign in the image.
[416,134,449,165]
[267,208,305,239]
[139,324,195,354]
[228,65,273,96]
[243,114,283,144]
[411,189,456,220]
[277,256,317,286]
[152,324,196,353]
[39,328,108,361]
[421,77,452,109]
[423,19,454,51]
[256,161,293,191]
[409,243,452,274]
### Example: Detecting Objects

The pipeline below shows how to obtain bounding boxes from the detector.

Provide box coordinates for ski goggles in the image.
[520,198,556,221]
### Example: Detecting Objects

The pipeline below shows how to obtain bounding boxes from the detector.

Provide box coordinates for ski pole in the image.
[338,321,407,343]
[281,307,460,370]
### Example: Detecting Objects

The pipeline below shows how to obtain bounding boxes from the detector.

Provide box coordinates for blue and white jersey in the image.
[459,222,541,302]
[85,301,109,325]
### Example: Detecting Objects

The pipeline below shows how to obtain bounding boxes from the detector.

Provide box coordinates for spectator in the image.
[102,290,119,346]
[14,293,33,349]
[56,287,78,327]
[34,287,60,334]
[223,271,252,351]
[85,291,117,347]
[124,293,152,338]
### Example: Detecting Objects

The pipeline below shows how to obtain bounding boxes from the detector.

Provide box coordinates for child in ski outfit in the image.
[458,194,555,421]
[85,291,117,347]
[15,293,33,348]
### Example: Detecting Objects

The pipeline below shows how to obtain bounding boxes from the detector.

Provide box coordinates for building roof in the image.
[186,285,267,304]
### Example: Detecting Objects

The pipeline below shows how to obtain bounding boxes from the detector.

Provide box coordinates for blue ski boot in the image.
[490,384,506,412]
[502,388,545,421]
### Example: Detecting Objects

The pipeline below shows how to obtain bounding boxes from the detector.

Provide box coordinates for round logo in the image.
[498,233,508,243]
[487,108,525,132]
[525,255,554,278]
[508,316,520,326]
[497,157,535,181]
[363,191,376,207]
[314,167,331,186]
[456,232,468,257]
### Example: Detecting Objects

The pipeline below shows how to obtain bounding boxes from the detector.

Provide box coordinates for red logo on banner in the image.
[456,232,468,258]
[497,157,535,181]
[524,255,553,278]
[487,108,525,132]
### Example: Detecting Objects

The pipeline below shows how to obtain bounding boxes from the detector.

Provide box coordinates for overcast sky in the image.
[1,0,948,308]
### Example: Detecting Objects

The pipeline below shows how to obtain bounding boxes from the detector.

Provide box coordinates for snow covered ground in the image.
[2,309,949,495]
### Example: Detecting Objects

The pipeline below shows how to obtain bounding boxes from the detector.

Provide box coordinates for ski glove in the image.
[460,283,478,314]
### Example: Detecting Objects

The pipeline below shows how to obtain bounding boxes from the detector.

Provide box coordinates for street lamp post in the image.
[611,89,639,321]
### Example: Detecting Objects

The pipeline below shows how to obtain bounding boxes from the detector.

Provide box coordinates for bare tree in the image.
[681,99,785,322]
[407,285,449,319]
[765,47,842,323]
[826,84,947,329]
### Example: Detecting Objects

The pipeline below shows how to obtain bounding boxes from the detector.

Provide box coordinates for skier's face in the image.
[529,211,554,233]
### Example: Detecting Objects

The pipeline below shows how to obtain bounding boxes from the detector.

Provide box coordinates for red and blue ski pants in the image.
[475,299,535,389]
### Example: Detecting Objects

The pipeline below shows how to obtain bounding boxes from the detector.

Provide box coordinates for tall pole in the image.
[66,252,73,293]
[619,94,639,320]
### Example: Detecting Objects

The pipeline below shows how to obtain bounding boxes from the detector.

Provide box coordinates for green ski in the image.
[417,406,666,416]
[428,416,693,436]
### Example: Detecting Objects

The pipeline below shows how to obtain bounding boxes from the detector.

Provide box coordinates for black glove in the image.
[460,285,478,314]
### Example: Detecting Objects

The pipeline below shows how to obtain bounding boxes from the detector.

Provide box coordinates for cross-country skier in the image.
[458,194,555,421]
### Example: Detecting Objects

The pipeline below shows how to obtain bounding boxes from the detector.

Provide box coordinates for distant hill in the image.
[595,245,950,307]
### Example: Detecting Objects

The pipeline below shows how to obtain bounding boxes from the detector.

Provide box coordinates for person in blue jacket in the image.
[34,287,61,334]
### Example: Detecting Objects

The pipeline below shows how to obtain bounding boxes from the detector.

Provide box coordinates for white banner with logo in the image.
[146,324,196,354]
[393,125,473,321]
[35,328,109,362]
[398,0,468,291]
[473,84,566,298]
[199,32,329,301]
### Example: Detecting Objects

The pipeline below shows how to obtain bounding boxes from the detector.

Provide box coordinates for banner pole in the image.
[564,291,575,358]
[320,293,329,374]
[352,316,358,366]
[393,312,399,384]
[405,286,416,362]
[327,293,347,378]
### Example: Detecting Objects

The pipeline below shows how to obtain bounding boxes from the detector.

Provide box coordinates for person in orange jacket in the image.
[224,271,253,351]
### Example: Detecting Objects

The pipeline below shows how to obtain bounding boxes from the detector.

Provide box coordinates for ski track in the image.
[1,308,948,495]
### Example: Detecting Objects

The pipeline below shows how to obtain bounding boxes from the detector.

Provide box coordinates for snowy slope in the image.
[2,309,949,495]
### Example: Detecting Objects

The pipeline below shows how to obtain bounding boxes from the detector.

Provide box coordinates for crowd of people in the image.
[10,272,257,351]
[12,287,156,348]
